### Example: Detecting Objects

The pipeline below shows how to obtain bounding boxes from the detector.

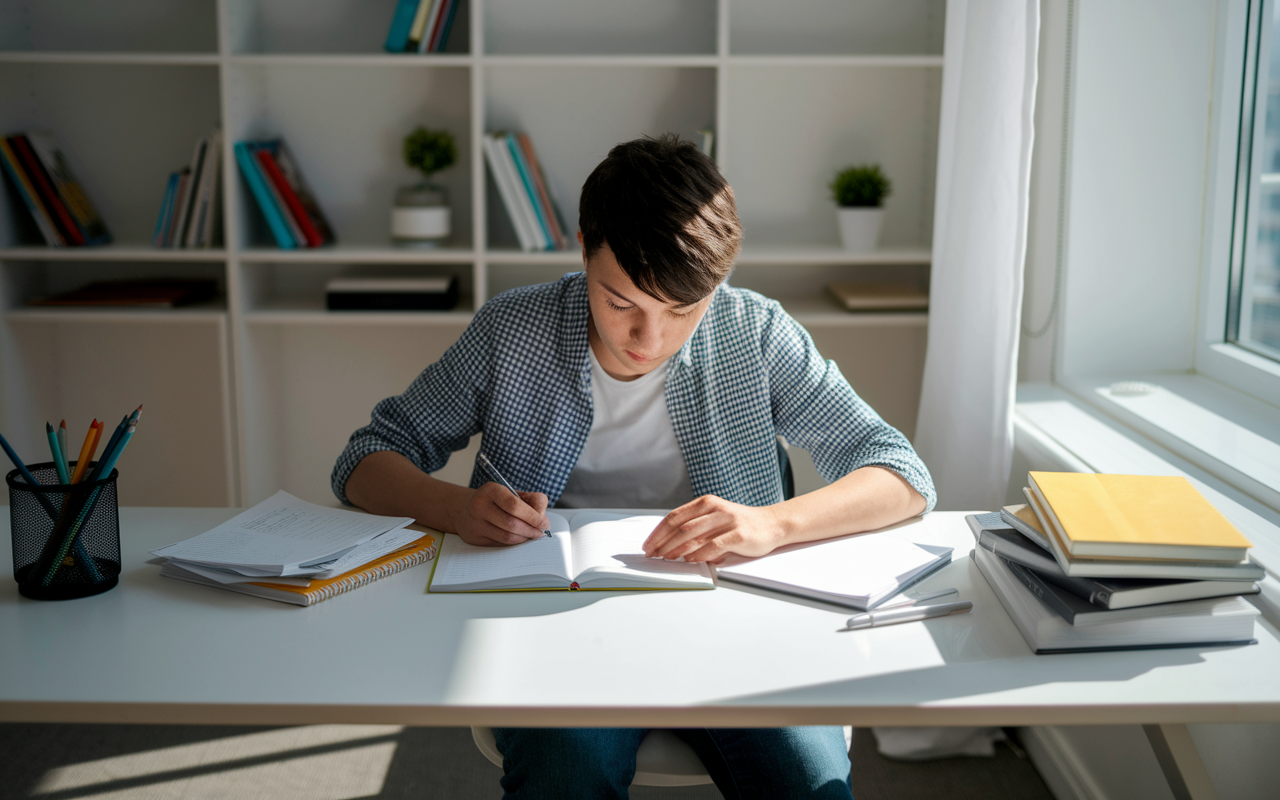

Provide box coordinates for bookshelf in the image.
[0,0,944,508]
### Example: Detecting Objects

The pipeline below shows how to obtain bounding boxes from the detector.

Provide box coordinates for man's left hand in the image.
[642,495,784,563]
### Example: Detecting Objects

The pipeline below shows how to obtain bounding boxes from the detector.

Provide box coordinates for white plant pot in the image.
[392,205,451,246]
[837,207,884,252]
[392,183,451,247]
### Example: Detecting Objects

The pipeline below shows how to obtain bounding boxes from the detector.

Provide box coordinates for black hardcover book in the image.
[971,519,1259,610]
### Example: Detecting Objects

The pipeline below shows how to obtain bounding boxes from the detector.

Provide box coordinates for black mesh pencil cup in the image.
[8,461,121,600]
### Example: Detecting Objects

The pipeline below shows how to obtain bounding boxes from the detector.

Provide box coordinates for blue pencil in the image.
[42,411,141,586]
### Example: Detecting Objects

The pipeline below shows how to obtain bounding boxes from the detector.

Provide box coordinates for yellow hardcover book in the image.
[1028,472,1251,561]
[428,511,715,592]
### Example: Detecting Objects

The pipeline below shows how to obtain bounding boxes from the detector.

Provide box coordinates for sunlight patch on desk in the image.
[33,725,402,799]
[441,589,954,707]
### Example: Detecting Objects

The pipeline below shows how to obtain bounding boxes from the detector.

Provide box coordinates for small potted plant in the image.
[393,126,458,246]
[830,164,891,252]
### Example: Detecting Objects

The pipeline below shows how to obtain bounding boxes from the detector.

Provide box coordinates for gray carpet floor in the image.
[0,724,1054,799]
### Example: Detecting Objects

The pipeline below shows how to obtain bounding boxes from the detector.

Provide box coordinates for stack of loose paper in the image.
[153,491,424,589]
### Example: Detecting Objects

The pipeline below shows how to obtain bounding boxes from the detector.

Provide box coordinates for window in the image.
[1230,0,1280,363]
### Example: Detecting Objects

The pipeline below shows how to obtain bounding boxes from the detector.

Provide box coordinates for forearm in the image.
[771,465,927,548]
[343,450,473,533]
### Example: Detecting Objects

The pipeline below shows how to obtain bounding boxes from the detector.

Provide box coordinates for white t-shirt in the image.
[556,347,695,509]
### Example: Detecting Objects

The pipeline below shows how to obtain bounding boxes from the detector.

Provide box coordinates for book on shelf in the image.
[429,511,715,592]
[965,514,1259,612]
[972,543,1258,654]
[154,130,221,249]
[826,282,929,311]
[1028,471,1252,561]
[326,274,459,311]
[1021,479,1264,580]
[235,138,333,250]
[385,0,461,53]
[258,145,333,247]
[684,128,715,158]
[0,131,110,247]
[714,532,952,611]
[27,278,218,308]
[152,172,179,247]
[160,533,440,607]
[483,131,566,252]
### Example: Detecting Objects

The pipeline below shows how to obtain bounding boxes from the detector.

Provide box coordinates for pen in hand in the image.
[477,453,552,538]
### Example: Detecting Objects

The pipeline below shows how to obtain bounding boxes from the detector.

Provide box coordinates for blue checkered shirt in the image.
[332,272,935,511]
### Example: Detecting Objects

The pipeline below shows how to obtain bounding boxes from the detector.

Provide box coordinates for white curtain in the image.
[878,0,1039,763]
[913,0,1040,513]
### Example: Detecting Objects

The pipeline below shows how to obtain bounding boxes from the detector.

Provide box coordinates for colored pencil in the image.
[43,408,141,585]
[69,419,99,484]
[57,420,69,480]
[46,422,71,485]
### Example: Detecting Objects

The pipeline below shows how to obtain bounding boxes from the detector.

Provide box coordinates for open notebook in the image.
[428,511,714,592]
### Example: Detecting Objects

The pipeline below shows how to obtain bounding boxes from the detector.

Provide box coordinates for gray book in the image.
[972,546,1258,654]
[967,515,1260,610]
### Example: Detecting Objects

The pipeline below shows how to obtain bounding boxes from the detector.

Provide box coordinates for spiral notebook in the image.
[161,531,440,606]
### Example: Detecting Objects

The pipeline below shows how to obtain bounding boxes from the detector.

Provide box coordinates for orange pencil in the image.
[69,419,101,484]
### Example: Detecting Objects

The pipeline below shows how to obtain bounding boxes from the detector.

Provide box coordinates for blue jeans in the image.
[492,726,854,800]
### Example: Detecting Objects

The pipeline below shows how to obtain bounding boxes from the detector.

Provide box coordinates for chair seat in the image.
[470,726,714,787]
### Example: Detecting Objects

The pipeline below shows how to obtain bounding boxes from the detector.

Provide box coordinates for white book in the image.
[151,490,414,575]
[172,135,206,247]
[483,134,537,251]
[186,130,221,248]
[487,133,547,251]
[714,533,952,610]
[429,511,714,592]
[973,545,1258,654]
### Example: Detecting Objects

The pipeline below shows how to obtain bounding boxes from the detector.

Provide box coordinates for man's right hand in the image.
[456,482,551,547]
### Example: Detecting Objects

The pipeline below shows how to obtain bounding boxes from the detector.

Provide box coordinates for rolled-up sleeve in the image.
[330,308,493,506]
[762,303,937,512]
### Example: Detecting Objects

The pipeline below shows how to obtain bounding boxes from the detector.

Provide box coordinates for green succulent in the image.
[830,164,891,208]
[403,126,457,180]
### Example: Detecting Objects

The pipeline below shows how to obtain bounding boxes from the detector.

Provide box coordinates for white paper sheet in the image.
[150,491,414,574]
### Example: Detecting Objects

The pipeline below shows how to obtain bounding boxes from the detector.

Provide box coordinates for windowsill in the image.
[1014,382,1280,625]
[1060,372,1280,511]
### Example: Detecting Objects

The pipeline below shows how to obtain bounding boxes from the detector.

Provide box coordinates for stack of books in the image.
[384,0,461,53]
[483,131,570,252]
[154,130,222,249]
[154,491,438,607]
[234,139,335,250]
[0,131,110,247]
[970,471,1263,654]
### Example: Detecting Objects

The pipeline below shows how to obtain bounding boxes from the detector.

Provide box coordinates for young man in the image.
[333,135,934,799]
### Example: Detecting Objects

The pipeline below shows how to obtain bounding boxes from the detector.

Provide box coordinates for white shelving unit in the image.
[0,0,943,508]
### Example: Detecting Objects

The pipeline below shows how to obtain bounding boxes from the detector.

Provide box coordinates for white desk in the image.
[3,509,1277,798]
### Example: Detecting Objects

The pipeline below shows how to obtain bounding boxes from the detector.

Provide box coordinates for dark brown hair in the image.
[579,134,742,305]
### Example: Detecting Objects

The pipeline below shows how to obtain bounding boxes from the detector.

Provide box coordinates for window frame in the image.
[1198,0,1280,405]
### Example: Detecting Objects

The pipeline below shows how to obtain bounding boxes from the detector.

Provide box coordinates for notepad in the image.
[714,533,953,610]
[428,511,714,592]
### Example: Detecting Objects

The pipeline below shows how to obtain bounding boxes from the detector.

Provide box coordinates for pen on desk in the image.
[845,600,973,630]
[477,452,552,538]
